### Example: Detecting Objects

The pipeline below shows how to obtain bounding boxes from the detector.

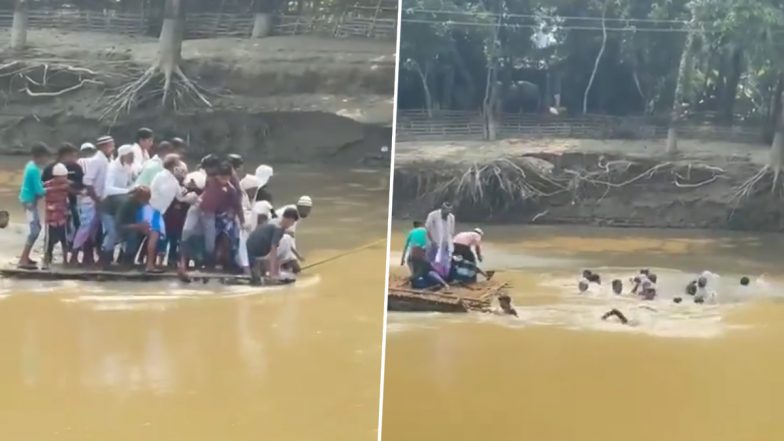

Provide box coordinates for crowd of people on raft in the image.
[16,128,313,284]
[400,202,493,290]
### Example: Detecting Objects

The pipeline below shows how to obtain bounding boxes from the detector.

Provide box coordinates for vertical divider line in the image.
[376,1,403,440]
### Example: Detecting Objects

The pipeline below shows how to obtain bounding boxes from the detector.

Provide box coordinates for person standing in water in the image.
[425,202,455,277]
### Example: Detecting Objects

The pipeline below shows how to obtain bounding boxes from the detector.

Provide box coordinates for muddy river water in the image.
[384,223,784,441]
[0,159,389,441]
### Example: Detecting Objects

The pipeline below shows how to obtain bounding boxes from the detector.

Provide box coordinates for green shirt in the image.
[19,161,45,204]
[405,227,428,250]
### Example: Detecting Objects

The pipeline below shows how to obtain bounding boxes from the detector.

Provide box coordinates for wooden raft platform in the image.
[387,275,508,313]
[0,265,292,286]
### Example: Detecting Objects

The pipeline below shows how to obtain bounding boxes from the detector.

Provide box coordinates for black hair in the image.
[31,142,51,158]
[216,161,233,176]
[282,207,300,221]
[227,153,244,168]
[200,154,220,169]
[686,280,697,295]
[674,297,683,304]
[136,127,154,142]
[157,141,173,154]
[413,221,423,228]
[740,276,750,286]
[640,268,650,275]
[57,142,77,158]
[648,273,658,284]
[170,137,186,149]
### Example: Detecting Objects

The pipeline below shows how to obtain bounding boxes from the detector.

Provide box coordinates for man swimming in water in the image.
[611,279,623,295]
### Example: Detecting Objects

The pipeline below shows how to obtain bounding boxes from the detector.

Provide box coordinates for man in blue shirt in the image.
[18,142,51,268]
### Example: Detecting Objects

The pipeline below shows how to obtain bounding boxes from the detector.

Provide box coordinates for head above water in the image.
[648,273,658,284]
[611,279,623,294]
[578,280,589,292]
[740,276,750,286]
[697,276,707,288]
[582,269,592,279]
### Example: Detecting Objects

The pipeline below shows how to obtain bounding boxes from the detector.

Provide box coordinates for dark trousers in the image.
[44,225,68,264]
[120,231,143,265]
[453,243,476,262]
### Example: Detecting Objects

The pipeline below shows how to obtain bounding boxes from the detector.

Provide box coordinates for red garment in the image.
[44,178,70,226]
[199,176,242,216]
[164,199,189,235]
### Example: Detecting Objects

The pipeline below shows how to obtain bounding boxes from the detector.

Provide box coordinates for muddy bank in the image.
[0,30,395,165]
[393,144,784,231]
[0,110,391,165]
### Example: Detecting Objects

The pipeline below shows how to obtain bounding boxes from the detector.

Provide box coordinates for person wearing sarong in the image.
[99,144,134,265]
[237,174,260,273]
[42,143,84,248]
[424,202,455,278]
[146,155,181,272]
[72,136,113,266]
[199,161,243,269]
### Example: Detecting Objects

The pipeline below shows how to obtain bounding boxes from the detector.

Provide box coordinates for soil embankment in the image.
[393,138,784,231]
[0,30,395,165]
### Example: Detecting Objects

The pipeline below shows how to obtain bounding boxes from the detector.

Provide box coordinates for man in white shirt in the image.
[144,155,182,272]
[130,127,154,177]
[271,195,312,260]
[84,136,114,267]
[425,202,455,276]
[134,140,174,187]
[99,144,135,262]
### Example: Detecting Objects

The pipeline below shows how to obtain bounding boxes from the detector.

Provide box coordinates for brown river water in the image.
[0,159,389,441]
[383,223,784,441]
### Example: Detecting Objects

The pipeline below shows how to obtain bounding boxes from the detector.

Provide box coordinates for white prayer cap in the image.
[96,136,114,146]
[185,170,206,190]
[240,174,261,191]
[297,195,312,207]
[52,163,68,176]
[252,200,273,216]
[255,165,274,187]
[80,142,95,151]
[474,227,484,236]
[117,144,134,156]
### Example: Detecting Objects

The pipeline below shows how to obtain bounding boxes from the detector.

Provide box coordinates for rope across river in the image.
[301,238,386,271]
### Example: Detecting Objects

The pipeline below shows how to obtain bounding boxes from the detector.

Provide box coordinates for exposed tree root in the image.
[403,155,725,217]
[731,165,784,205]
[0,61,104,98]
[99,64,212,124]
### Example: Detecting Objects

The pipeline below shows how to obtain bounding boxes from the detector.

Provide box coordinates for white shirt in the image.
[83,152,110,199]
[425,209,455,247]
[103,160,133,198]
[149,169,181,213]
[130,143,150,176]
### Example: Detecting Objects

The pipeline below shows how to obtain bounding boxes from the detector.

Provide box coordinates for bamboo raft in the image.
[0,265,292,286]
[387,275,508,313]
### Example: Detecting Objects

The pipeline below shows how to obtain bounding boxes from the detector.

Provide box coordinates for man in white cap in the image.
[452,227,484,263]
[130,128,154,176]
[254,164,274,203]
[145,155,183,272]
[268,195,311,266]
[99,144,135,263]
[77,135,114,267]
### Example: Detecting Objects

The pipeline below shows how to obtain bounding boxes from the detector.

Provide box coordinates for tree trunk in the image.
[667,28,696,154]
[441,66,455,110]
[11,0,28,51]
[483,17,501,141]
[251,13,273,37]
[413,63,433,117]
[769,84,784,192]
[719,44,743,123]
[159,0,185,106]
[583,2,607,114]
